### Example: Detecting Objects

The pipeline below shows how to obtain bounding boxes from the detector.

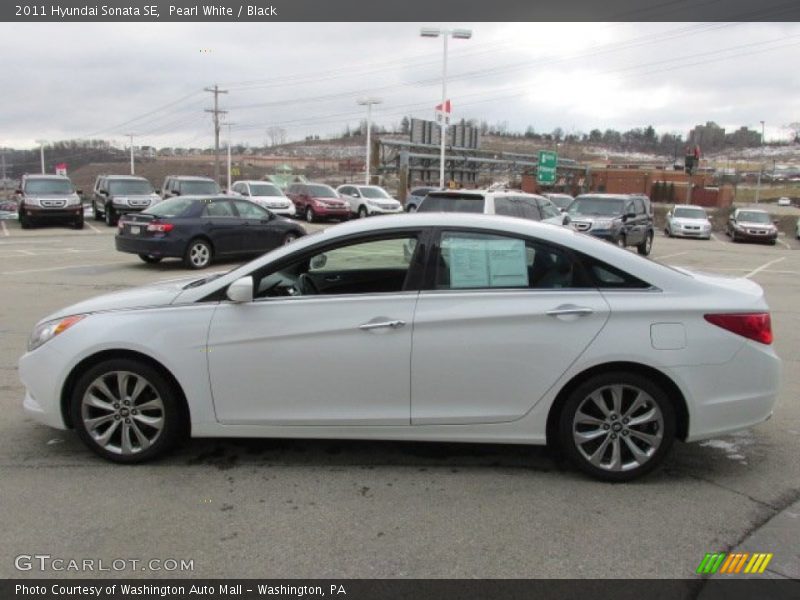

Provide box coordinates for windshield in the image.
[23,178,74,194]
[306,184,338,198]
[738,211,771,224]
[359,187,391,199]
[249,183,283,197]
[181,181,220,195]
[144,197,194,218]
[674,207,707,219]
[109,180,154,195]
[418,193,485,213]
[568,197,626,217]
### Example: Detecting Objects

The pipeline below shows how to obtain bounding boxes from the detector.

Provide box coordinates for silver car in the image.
[665,205,712,240]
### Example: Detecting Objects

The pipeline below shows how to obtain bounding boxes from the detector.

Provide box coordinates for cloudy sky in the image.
[2,21,799,149]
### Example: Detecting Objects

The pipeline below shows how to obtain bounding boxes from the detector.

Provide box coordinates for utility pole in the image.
[124,133,136,175]
[35,139,47,174]
[204,84,228,186]
[357,98,382,185]
[225,121,236,193]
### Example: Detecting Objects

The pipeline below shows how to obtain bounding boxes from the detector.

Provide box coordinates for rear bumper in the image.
[115,234,186,258]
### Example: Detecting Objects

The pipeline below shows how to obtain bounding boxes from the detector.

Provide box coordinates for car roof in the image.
[23,174,69,180]
[100,174,149,180]
[575,193,631,200]
[673,204,706,209]
[234,180,278,185]
[167,175,216,181]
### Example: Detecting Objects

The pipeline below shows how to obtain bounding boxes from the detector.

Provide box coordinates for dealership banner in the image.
[4,0,800,22]
[3,579,800,600]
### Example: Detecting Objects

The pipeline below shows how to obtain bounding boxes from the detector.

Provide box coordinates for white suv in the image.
[231,180,295,216]
[417,189,567,226]
[336,184,403,218]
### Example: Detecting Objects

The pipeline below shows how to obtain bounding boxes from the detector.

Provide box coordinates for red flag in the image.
[435,100,452,114]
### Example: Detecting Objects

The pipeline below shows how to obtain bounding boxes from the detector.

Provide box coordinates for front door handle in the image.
[359,319,406,331]
[546,305,594,317]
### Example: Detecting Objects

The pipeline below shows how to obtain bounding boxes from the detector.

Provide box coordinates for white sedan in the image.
[18,214,781,481]
[665,205,713,239]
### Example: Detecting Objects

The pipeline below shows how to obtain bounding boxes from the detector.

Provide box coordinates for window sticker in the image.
[447,236,528,288]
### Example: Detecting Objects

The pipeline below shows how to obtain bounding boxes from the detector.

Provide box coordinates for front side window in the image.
[539,200,562,220]
[233,200,269,219]
[359,187,391,199]
[435,231,586,290]
[253,234,421,299]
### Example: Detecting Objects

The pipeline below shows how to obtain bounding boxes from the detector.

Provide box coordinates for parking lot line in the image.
[655,251,689,260]
[85,222,101,234]
[745,257,787,279]
[0,221,8,237]
[710,233,722,243]
[0,261,127,276]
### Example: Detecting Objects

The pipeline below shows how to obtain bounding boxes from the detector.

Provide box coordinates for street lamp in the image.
[124,133,136,175]
[755,120,765,203]
[420,27,472,188]
[35,139,47,174]
[357,97,382,185]
[225,121,236,193]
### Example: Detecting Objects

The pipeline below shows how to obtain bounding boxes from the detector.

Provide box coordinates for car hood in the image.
[672,217,709,225]
[38,274,215,323]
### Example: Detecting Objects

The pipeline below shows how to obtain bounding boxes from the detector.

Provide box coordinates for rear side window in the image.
[418,193,485,213]
[203,200,235,217]
[578,254,652,289]
[494,196,541,220]
[434,231,590,290]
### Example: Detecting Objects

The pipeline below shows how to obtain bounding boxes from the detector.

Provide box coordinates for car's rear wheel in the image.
[138,254,162,264]
[557,372,675,482]
[71,359,185,463]
[184,238,212,269]
[305,206,315,223]
[637,231,653,256]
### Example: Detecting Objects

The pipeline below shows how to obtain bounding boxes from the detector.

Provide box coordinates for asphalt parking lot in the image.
[0,217,798,579]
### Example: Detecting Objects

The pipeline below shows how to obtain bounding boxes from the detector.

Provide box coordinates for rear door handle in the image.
[546,306,594,317]
[359,320,406,331]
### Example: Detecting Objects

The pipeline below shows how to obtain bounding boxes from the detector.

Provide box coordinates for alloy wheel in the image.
[571,384,664,473]
[80,371,165,455]
[189,242,210,268]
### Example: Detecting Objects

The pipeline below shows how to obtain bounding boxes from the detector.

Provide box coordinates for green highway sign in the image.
[537,150,558,185]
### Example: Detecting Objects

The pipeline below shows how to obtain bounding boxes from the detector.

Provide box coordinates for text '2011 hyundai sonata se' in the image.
[19,214,781,481]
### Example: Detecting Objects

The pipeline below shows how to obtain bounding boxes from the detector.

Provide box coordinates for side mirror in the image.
[310,254,327,270]
[562,214,571,225]
[226,276,254,303]
[76,189,83,195]
[626,212,636,219]
[15,189,22,194]
[155,189,161,194]
[100,190,108,196]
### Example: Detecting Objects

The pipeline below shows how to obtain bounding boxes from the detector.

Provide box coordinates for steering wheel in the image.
[298,273,319,295]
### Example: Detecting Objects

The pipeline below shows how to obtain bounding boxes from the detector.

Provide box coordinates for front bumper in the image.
[19,345,70,430]
[366,205,404,216]
[313,205,350,219]
[733,228,778,242]
[22,206,82,220]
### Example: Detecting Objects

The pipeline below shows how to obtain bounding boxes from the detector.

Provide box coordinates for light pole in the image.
[420,27,472,189]
[225,121,236,193]
[124,133,135,175]
[755,120,765,203]
[35,139,47,174]
[357,98,382,185]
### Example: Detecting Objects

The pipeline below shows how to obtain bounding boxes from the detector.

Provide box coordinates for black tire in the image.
[305,206,315,223]
[19,210,31,229]
[664,227,672,238]
[105,204,117,226]
[73,215,84,230]
[557,371,676,482]
[93,200,103,221]
[616,234,626,249]
[637,231,653,256]
[183,238,212,269]
[407,204,417,213]
[358,205,368,219]
[731,230,738,243]
[282,232,298,245]
[71,358,186,463]
[138,254,162,264]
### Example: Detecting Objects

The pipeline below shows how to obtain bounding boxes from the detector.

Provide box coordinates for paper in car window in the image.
[448,237,529,288]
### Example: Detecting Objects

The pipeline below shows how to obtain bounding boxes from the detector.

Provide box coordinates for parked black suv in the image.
[92,175,161,226]
[567,193,654,255]
[15,174,83,229]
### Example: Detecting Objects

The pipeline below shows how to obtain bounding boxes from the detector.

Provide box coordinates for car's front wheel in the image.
[407,204,417,213]
[305,206,315,223]
[358,205,368,219]
[93,200,103,221]
[71,359,185,463]
[19,209,31,229]
[557,372,675,482]
[184,238,212,269]
[105,204,116,226]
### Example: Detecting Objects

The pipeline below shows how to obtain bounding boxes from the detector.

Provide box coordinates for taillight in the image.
[147,221,174,233]
[704,313,772,345]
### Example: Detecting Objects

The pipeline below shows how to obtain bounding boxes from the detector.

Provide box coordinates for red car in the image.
[286,183,350,223]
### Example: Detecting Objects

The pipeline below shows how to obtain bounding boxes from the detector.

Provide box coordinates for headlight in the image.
[366,199,380,207]
[24,197,41,207]
[28,315,85,352]
[65,196,81,206]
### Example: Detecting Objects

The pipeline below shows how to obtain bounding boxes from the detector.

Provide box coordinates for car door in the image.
[411,229,610,425]
[232,199,281,253]
[626,198,647,244]
[206,230,428,425]
[201,198,246,255]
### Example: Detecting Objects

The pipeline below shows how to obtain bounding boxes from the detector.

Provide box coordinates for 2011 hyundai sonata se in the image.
[18,213,781,481]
